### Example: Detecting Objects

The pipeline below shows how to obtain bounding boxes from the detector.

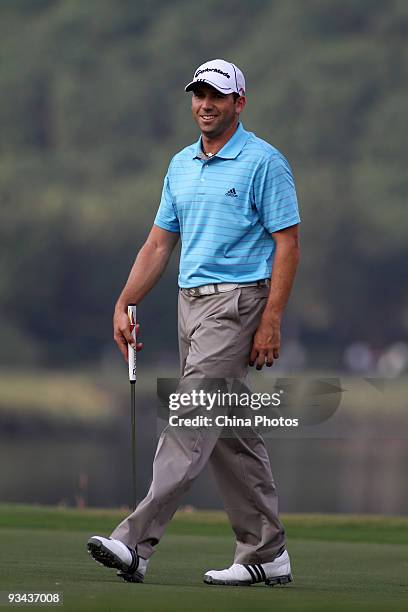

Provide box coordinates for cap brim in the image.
[184,78,235,94]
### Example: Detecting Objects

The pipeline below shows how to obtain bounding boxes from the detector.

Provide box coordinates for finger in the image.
[273,347,280,360]
[129,322,142,349]
[256,350,266,370]
[114,333,129,362]
[249,346,258,366]
[114,323,133,349]
[127,340,143,352]
[266,350,274,367]
[121,326,136,348]
[133,324,143,351]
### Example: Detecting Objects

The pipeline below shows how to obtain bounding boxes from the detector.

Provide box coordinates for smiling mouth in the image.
[200,115,218,120]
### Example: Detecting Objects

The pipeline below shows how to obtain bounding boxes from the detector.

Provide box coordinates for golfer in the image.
[88,59,300,586]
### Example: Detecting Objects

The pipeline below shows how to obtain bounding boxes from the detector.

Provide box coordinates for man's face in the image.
[191,84,246,139]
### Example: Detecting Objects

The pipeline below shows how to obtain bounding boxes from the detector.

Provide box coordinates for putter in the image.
[127,304,137,512]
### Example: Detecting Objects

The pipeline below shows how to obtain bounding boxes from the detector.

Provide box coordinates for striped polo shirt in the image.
[154,122,300,288]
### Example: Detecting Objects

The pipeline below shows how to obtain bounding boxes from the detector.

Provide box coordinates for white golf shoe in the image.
[203,549,292,587]
[87,536,148,583]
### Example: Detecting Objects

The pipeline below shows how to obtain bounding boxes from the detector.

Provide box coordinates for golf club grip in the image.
[127,304,137,383]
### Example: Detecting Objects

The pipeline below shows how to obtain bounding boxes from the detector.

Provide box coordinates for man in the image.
[88,59,300,587]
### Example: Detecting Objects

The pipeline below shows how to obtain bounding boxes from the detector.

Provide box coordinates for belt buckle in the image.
[189,288,199,297]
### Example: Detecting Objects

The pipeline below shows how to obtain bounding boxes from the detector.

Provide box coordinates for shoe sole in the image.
[265,574,293,587]
[117,570,144,584]
[203,576,252,586]
[203,574,293,587]
[87,537,131,573]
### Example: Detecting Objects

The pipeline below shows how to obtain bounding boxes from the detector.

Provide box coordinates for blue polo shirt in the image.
[154,123,300,288]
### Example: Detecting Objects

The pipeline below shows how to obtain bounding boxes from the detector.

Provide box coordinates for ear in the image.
[236,95,246,114]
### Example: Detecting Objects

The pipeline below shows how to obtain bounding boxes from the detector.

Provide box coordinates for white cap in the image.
[185,59,246,96]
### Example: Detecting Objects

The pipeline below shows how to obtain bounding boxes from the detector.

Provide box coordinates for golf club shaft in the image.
[130,381,136,511]
[127,304,137,512]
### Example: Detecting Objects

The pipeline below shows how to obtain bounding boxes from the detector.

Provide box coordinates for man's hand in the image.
[249,224,300,370]
[249,318,280,370]
[113,309,143,362]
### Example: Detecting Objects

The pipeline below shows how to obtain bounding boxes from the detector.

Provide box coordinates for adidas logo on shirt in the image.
[225,188,238,197]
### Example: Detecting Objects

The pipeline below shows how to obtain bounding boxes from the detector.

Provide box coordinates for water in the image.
[1,429,407,515]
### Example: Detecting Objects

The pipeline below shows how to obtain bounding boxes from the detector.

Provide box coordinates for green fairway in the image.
[0,506,407,612]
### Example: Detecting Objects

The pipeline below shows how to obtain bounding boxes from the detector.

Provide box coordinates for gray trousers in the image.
[110,286,286,563]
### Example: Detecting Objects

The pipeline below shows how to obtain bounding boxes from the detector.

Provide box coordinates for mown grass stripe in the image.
[0,504,407,545]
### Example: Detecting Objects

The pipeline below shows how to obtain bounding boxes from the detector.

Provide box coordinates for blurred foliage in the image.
[0,0,407,366]
[0,368,114,422]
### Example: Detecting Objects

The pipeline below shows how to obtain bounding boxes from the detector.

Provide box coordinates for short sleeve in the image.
[154,174,180,233]
[253,154,300,233]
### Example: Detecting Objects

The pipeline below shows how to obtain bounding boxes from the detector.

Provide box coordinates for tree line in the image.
[1,0,407,366]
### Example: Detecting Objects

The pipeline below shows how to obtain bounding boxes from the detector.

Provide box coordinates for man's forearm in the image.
[261,238,300,324]
[115,240,174,312]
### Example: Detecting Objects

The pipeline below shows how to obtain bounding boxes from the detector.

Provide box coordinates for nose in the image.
[201,96,215,110]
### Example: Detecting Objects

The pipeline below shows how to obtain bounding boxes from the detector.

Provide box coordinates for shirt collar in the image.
[193,122,249,160]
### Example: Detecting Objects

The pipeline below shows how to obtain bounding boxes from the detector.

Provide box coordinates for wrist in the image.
[261,311,282,326]
[115,299,128,314]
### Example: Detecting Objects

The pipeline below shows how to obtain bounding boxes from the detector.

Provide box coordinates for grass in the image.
[0,505,407,611]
